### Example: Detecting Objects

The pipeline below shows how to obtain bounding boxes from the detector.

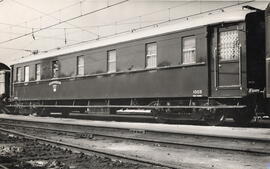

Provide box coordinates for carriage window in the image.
[219,30,240,61]
[107,50,116,73]
[182,36,196,64]
[52,60,59,78]
[77,56,84,75]
[35,64,41,81]
[146,42,157,68]
[0,72,5,95]
[16,67,22,82]
[24,66,29,82]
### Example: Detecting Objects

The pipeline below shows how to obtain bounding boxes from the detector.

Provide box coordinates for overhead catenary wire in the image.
[0,0,198,35]
[0,0,193,31]
[0,46,43,53]
[15,0,87,27]
[0,0,129,45]
[40,0,255,53]
[0,29,79,42]
[10,0,98,37]
[0,0,259,62]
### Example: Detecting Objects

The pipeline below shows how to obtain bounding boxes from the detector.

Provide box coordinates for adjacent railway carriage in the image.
[7,4,270,125]
[0,63,10,113]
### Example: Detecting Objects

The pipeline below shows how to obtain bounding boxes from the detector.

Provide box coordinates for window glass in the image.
[24,66,29,82]
[219,30,240,61]
[146,42,157,68]
[107,50,116,73]
[182,36,196,64]
[52,60,59,78]
[35,64,41,81]
[16,67,22,82]
[0,73,5,95]
[77,56,84,75]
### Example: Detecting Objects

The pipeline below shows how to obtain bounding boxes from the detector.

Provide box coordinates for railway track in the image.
[0,122,269,155]
[0,118,269,154]
[0,128,173,169]
[0,117,269,169]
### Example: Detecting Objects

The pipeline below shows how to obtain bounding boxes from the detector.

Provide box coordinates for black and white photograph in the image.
[0,0,269,168]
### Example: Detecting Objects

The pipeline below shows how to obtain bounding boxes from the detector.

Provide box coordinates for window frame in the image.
[35,63,41,81]
[145,42,157,69]
[24,66,30,82]
[107,50,116,73]
[16,67,22,82]
[181,35,196,65]
[218,29,240,62]
[52,60,59,78]
[77,55,84,76]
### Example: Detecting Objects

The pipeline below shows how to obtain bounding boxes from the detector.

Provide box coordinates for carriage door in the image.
[213,26,242,95]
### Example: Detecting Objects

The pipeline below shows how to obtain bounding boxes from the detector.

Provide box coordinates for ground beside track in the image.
[0,132,162,169]
[0,114,270,169]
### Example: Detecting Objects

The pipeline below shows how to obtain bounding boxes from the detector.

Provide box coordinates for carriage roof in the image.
[13,9,252,65]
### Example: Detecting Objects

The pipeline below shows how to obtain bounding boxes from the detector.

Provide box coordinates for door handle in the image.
[219,64,222,68]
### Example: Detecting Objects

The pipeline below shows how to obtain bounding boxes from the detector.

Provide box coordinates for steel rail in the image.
[0,118,268,142]
[0,122,269,155]
[0,164,8,169]
[0,127,180,169]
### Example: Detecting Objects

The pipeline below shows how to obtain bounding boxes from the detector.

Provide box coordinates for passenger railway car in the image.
[6,3,270,125]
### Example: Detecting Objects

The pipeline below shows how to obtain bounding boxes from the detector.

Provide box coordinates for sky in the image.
[0,0,269,66]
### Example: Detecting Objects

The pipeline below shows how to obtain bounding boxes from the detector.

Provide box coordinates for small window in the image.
[24,66,29,82]
[107,50,116,73]
[182,36,196,64]
[77,56,84,75]
[0,72,5,95]
[146,42,157,68]
[52,60,59,78]
[219,30,240,61]
[16,67,22,82]
[35,64,41,81]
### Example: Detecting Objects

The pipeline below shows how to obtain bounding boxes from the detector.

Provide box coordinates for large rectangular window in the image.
[77,56,84,75]
[146,42,157,68]
[16,67,22,82]
[219,30,240,61]
[52,60,59,78]
[107,50,116,73]
[24,66,29,82]
[35,64,41,81]
[182,36,196,64]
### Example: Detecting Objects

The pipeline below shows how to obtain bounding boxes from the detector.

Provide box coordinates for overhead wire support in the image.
[43,0,255,53]
[10,0,98,37]
[0,0,129,45]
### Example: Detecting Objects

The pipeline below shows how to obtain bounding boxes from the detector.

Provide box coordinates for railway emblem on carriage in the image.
[49,81,62,92]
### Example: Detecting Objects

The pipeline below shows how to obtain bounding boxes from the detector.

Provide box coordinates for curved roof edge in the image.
[0,63,10,70]
[13,9,252,65]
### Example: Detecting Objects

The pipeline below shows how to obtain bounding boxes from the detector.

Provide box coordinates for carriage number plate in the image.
[193,90,203,95]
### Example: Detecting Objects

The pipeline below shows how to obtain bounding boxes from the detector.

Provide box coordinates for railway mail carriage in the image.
[9,5,270,125]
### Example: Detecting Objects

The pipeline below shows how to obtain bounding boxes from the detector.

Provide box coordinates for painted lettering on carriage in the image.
[49,81,61,92]
[192,89,203,97]
[192,90,202,95]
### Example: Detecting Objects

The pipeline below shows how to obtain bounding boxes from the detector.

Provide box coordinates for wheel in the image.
[233,110,254,126]
[18,108,31,116]
[109,108,117,115]
[62,110,70,117]
[152,109,168,123]
[205,109,225,126]
[37,108,50,117]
